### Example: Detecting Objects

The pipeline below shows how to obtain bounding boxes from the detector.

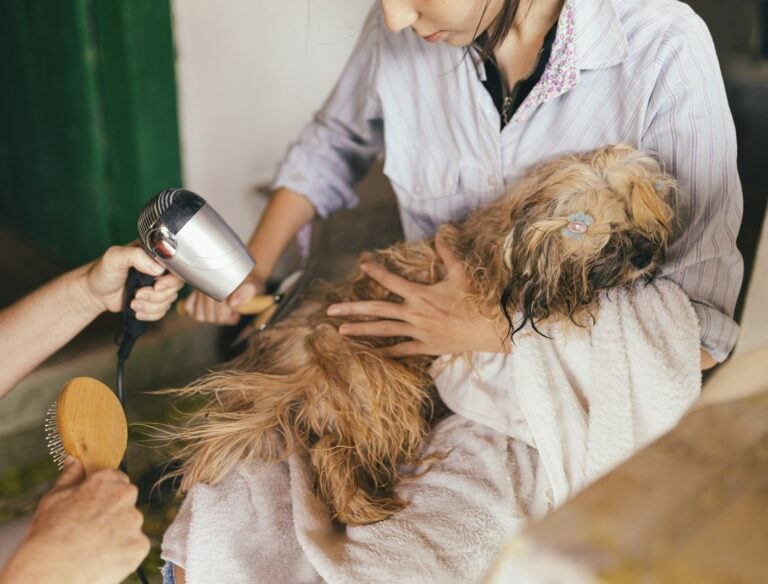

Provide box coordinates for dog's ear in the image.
[625,176,675,276]
[629,180,675,238]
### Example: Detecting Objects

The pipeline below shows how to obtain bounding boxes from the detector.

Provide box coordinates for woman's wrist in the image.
[68,263,109,319]
[0,536,66,584]
[245,188,317,278]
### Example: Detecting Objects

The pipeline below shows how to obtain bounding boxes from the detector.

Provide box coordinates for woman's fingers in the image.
[378,341,428,358]
[134,285,179,304]
[182,290,240,325]
[154,273,184,292]
[131,294,179,321]
[338,319,414,339]
[324,254,481,355]
[434,231,467,281]
[130,281,180,320]
[327,300,406,319]
[359,263,417,298]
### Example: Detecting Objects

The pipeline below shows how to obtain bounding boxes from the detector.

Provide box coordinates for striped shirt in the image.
[272,0,744,361]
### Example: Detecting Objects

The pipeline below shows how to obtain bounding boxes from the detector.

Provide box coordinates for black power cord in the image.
[115,267,158,584]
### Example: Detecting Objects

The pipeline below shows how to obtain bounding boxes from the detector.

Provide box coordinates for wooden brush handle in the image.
[176,294,276,317]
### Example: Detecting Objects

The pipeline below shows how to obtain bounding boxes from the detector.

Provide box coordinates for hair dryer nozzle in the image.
[137,189,255,301]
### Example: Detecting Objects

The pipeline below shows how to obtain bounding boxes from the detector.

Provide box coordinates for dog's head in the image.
[495,144,679,334]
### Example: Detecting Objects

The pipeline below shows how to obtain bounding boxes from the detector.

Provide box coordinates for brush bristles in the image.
[44,402,67,469]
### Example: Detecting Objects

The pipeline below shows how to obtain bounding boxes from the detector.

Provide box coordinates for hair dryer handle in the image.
[118,267,158,360]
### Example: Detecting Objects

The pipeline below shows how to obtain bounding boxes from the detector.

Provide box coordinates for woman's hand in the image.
[83,245,184,321]
[182,274,266,325]
[326,234,509,357]
[1,457,150,584]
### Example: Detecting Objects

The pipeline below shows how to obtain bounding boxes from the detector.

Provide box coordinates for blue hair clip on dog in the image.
[562,213,594,240]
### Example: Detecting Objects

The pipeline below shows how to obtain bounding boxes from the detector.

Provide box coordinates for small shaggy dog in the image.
[166,145,678,525]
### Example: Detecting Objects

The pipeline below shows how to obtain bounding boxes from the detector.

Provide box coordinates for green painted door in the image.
[0,0,181,266]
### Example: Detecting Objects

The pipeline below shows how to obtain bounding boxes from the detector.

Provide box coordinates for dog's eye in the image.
[631,247,654,269]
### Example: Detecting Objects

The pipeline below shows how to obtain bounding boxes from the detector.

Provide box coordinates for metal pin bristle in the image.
[44,402,67,469]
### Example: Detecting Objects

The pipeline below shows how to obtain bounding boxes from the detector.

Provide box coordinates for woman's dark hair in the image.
[475,0,525,61]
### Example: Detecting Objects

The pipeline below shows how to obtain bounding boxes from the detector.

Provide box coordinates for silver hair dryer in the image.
[137,189,255,301]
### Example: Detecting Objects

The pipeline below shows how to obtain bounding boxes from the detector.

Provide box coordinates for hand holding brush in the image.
[0,243,181,583]
[0,378,148,584]
[0,457,149,584]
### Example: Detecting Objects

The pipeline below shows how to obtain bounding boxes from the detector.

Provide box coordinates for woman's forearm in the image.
[247,188,317,281]
[0,245,180,397]
[0,264,102,397]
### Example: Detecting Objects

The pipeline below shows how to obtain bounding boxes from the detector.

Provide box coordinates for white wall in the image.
[171,0,375,240]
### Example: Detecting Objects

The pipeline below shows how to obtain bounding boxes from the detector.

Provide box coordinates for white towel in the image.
[163,415,544,583]
[433,278,703,504]
[161,279,702,583]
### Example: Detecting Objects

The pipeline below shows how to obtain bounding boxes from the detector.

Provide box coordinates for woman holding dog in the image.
[168,0,742,581]
[185,0,741,370]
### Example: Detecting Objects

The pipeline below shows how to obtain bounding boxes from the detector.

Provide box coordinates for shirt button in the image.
[488,175,498,186]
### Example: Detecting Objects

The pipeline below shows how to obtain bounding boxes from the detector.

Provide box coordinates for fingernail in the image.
[327,306,341,316]
[339,325,349,334]
[359,264,369,273]
[135,291,148,300]
[63,456,75,467]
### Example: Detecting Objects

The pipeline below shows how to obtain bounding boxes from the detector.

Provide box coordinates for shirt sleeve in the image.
[271,7,385,217]
[642,12,744,362]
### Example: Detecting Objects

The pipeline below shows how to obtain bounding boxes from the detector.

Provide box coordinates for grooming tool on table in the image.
[137,188,256,302]
[45,377,128,475]
[231,265,317,348]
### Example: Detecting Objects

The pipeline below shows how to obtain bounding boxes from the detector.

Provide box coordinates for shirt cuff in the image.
[271,146,360,218]
[691,301,740,362]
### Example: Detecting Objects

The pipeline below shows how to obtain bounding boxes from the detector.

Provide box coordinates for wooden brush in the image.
[175,269,309,320]
[44,377,128,475]
[175,293,277,317]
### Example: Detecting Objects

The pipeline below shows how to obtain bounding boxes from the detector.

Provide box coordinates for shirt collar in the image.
[468,0,629,121]
[573,0,629,70]
[512,0,578,121]
[470,0,628,77]
[513,0,629,121]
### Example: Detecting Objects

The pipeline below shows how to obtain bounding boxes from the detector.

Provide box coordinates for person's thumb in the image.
[124,246,165,277]
[103,245,164,278]
[50,456,85,492]
[228,279,257,308]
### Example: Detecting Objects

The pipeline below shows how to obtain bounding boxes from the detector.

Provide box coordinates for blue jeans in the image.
[162,562,176,584]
